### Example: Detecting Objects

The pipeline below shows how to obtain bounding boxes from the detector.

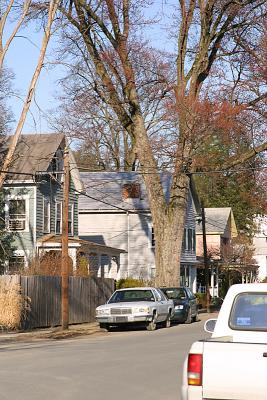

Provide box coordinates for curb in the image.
[0,322,103,343]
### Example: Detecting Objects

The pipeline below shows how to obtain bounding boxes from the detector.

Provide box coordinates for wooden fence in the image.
[1,275,114,329]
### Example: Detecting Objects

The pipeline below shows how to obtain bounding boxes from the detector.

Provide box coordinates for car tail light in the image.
[187,354,202,386]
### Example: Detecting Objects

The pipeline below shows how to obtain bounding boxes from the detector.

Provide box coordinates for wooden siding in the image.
[36,177,79,240]
[18,275,114,329]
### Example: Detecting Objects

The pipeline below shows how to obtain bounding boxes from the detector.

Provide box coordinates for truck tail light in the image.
[187,354,202,386]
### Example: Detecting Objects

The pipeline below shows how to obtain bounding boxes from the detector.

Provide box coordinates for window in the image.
[8,199,26,231]
[151,227,155,247]
[55,202,74,235]
[43,198,50,233]
[8,256,25,273]
[182,228,196,252]
[188,229,193,251]
[68,204,74,236]
[51,149,64,182]
[229,292,267,331]
[55,202,62,234]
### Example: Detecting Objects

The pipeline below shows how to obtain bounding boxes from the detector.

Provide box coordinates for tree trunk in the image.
[154,214,185,286]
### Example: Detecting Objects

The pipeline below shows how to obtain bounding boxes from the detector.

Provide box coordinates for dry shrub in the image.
[25,251,73,276]
[75,255,90,277]
[0,278,29,330]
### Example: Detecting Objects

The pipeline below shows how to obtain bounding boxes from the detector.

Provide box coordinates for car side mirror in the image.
[204,318,217,333]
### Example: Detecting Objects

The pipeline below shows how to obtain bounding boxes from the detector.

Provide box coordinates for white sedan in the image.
[96,287,174,331]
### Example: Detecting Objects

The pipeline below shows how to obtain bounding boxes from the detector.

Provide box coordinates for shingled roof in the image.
[79,171,200,213]
[2,133,83,191]
[2,133,65,180]
[196,207,238,237]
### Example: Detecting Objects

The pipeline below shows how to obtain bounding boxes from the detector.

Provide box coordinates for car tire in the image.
[185,307,192,324]
[192,312,199,323]
[164,313,171,328]
[146,313,157,331]
[99,323,112,331]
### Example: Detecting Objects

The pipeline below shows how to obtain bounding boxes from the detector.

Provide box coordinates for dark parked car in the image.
[160,287,198,324]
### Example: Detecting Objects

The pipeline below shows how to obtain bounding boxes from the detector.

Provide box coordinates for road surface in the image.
[0,314,212,400]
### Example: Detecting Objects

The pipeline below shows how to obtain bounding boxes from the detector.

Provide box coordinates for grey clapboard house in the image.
[79,172,201,291]
[2,133,83,271]
[2,134,126,274]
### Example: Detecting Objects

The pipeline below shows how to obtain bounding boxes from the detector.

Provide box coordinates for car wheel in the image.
[192,312,199,323]
[100,323,112,331]
[185,307,192,324]
[164,313,171,328]
[146,313,157,331]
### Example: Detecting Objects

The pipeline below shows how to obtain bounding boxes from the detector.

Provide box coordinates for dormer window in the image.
[122,183,140,199]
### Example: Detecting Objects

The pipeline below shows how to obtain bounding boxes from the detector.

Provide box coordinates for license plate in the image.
[115,316,128,322]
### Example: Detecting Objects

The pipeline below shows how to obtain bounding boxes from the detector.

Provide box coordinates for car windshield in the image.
[161,288,186,300]
[229,292,267,331]
[108,289,155,303]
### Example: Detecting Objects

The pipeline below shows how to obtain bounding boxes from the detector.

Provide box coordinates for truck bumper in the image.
[181,384,203,400]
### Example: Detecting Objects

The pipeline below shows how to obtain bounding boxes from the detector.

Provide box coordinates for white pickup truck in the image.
[181,283,267,400]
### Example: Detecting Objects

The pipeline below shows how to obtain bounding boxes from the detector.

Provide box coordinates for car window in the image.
[108,289,155,303]
[161,288,187,300]
[229,292,267,331]
[153,289,162,302]
[186,288,196,300]
[156,289,167,301]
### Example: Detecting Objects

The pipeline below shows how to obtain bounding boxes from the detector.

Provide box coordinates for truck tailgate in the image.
[202,341,267,400]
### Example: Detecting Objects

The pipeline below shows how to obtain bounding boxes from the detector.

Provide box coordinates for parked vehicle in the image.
[181,283,267,400]
[95,287,174,331]
[160,287,198,323]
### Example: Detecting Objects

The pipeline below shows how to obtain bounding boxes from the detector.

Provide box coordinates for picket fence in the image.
[0,275,115,329]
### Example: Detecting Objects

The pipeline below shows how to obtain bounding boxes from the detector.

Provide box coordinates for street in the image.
[0,314,211,400]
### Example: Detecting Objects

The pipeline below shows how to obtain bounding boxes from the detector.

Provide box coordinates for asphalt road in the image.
[0,314,212,400]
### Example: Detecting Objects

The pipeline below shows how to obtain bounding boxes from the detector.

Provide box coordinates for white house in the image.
[78,172,201,291]
[253,215,267,281]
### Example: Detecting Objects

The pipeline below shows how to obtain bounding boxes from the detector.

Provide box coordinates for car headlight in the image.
[133,307,150,313]
[175,305,184,310]
[96,308,110,316]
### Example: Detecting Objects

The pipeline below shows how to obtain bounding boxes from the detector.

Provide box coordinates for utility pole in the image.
[201,202,211,313]
[61,147,70,330]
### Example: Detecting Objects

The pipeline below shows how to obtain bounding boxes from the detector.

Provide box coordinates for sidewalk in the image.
[0,311,218,344]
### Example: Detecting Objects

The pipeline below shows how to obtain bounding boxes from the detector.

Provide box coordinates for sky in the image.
[4,1,177,134]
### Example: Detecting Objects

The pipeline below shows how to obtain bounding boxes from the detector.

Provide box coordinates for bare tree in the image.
[0,0,32,70]
[0,0,60,188]
[54,0,267,286]
[50,39,173,171]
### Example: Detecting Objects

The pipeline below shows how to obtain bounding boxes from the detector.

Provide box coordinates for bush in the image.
[0,278,30,330]
[116,278,147,289]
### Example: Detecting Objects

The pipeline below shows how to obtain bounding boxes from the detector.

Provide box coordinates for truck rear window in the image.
[229,292,267,331]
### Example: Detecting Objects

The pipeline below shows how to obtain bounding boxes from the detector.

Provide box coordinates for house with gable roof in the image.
[78,171,201,291]
[196,207,239,295]
[2,134,125,273]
